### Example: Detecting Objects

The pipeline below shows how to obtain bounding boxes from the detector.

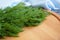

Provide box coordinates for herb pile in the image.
[0,3,50,38]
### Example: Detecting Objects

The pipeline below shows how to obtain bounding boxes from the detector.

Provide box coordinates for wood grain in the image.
[1,14,60,40]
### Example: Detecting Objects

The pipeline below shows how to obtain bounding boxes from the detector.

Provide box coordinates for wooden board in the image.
[2,12,60,40]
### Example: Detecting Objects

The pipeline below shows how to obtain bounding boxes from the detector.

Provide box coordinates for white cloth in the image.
[0,0,22,9]
[0,0,60,14]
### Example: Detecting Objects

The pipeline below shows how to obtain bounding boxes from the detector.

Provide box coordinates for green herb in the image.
[0,3,50,38]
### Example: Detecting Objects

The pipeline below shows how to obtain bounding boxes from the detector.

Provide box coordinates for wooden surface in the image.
[2,14,60,40]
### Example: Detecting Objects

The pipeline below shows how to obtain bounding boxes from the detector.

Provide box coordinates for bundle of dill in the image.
[0,3,50,38]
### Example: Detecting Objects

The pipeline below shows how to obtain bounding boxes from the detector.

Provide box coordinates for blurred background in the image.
[0,0,60,15]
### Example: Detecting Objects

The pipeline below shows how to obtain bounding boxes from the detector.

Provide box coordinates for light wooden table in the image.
[2,12,60,40]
